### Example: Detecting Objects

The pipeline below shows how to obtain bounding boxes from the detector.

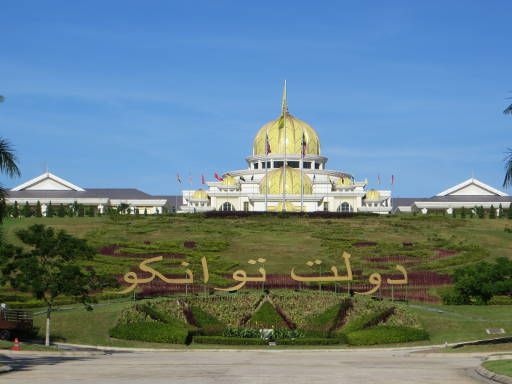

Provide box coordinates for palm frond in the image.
[0,138,20,177]
[503,149,512,188]
[505,103,512,115]
[0,95,4,103]
[0,184,6,201]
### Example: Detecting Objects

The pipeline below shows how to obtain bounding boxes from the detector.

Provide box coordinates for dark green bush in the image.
[109,321,190,344]
[246,301,288,329]
[488,295,512,305]
[440,287,469,305]
[193,336,267,345]
[341,307,395,334]
[346,326,429,346]
[277,337,344,345]
[190,305,225,335]
[139,304,175,323]
[303,299,352,338]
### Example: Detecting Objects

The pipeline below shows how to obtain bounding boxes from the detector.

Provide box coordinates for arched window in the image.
[220,202,235,211]
[337,202,352,213]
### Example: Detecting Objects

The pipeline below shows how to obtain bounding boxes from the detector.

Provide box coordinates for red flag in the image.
[201,174,206,185]
[214,172,223,182]
[391,174,395,185]
[176,173,182,184]
[265,134,271,155]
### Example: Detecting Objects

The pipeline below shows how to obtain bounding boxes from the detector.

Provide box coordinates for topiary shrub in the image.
[345,326,429,346]
[303,299,352,338]
[109,321,190,344]
[246,301,288,329]
[189,305,225,336]
[340,307,395,334]
[193,336,267,345]
[277,337,344,346]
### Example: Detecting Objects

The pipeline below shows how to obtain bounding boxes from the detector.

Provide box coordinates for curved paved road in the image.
[0,348,493,383]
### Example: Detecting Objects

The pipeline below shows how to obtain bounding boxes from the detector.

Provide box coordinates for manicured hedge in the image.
[246,301,288,329]
[340,307,395,334]
[276,337,343,346]
[109,321,190,344]
[303,299,352,338]
[189,305,225,336]
[345,326,429,346]
[193,336,267,345]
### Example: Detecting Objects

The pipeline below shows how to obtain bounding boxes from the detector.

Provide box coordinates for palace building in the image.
[180,84,392,213]
[6,171,179,215]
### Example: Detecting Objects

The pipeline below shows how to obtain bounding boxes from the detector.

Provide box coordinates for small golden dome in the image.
[365,189,381,201]
[336,176,353,187]
[222,175,237,186]
[253,113,320,156]
[268,201,302,212]
[192,189,209,200]
[259,166,313,195]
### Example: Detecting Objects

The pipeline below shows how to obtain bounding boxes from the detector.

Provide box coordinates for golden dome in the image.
[253,113,320,156]
[259,166,313,195]
[221,175,237,186]
[268,201,302,212]
[192,189,209,200]
[336,176,353,187]
[365,189,381,201]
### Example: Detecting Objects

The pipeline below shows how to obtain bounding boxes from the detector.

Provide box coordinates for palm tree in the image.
[0,96,21,199]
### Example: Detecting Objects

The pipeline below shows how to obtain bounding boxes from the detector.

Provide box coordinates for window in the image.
[243,202,249,212]
[337,202,352,213]
[262,161,271,169]
[315,163,320,169]
[323,202,329,211]
[303,162,311,169]
[287,161,299,168]
[220,202,235,211]
[274,161,284,168]
[254,163,259,170]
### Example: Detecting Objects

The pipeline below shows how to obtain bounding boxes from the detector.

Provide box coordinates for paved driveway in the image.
[0,348,492,384]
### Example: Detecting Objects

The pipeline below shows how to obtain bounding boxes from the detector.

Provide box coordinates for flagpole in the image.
[265,131,268,212]
[282,80,287,212]
[301,132,304,213]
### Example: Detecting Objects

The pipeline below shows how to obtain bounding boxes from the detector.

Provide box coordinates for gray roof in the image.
[7,188,156,200]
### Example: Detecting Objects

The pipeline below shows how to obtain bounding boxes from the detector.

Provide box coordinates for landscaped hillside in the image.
[2,214,512,304]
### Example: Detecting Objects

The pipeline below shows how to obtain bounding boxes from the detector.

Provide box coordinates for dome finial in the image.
[281,80,288,115]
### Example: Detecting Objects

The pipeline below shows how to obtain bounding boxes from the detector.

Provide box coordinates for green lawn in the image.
[483,360,512,377]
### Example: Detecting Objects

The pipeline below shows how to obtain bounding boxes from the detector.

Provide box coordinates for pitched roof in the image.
[436,178,508,197]
[11,172,85,192]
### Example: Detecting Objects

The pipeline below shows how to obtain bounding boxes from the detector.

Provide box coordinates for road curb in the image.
[476,366,512,384]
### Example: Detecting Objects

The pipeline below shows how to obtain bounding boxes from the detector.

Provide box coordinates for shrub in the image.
[341,307,395,334]
[303,299,352,337]
[109,321,190,344]
[441,287,470,305]
[189,305,225,335]
[246,301,288,329]
[345,326,429,346]
[193,336,267,345]
[488,295,512,305]
[276,337,344,345]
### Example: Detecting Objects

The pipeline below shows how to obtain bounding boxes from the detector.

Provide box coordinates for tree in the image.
[489,205,496,219]
[12,201,19,218]
[57,204,66,217]
[446,257,512,304]
[0,225,102,346]
[498,204,504,218]
[144,208,148,216]
[35,201,42,217]
[460,206,466,218]
[22,202,32,217]
[508,206,512,220]
[451,209,456,218]
[46,202,54,218]
[477,205,485,219]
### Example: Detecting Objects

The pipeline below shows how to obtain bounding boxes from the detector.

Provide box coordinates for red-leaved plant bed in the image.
[353,241,377,247]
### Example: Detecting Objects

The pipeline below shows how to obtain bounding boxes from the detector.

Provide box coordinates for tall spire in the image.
[281,80,288,115]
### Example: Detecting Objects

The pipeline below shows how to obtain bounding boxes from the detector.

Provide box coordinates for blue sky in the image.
[1,1,511,196]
